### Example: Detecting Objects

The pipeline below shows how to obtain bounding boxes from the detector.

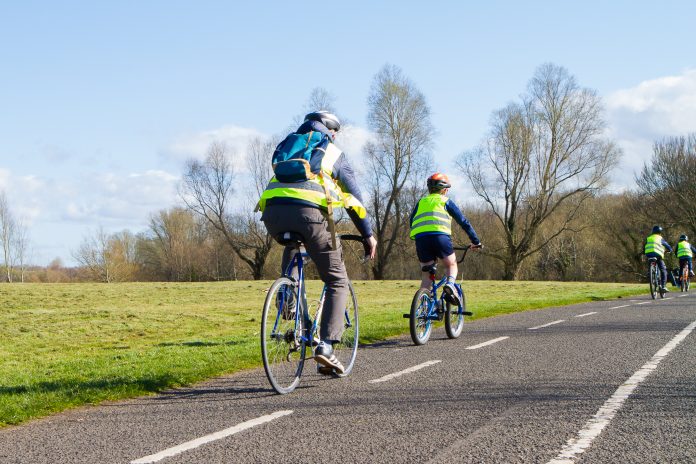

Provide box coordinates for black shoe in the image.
[313,342,345,375]
[443,282,461,306]
[316,364,335,376]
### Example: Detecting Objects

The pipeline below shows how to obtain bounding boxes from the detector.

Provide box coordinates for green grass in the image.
[0,280,643,427]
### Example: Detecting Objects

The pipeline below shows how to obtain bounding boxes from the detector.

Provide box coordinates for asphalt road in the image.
[1,291,695,463]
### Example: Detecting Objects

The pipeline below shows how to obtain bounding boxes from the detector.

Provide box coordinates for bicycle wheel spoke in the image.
[332,281,359,377]
[261,278,306,394]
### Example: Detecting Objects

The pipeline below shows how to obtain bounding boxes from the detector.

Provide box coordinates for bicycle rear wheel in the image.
[410,288,433,345]
[445,288,465,339]
[649,263,657,300]
[331,281,359,377]
[261,277,306,394]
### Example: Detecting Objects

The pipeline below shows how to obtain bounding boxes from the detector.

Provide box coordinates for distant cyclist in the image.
[410,173,481,306]
[644,225,673,292]
[675,234,696,277]
[258,111,377,375]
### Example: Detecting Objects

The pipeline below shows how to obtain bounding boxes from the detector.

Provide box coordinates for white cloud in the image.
[606,69,696,188]
[162,125,266,164]
[334,124,374,159]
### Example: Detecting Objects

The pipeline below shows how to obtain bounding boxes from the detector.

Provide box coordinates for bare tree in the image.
[458,63,620,280]
[364,64,434,279]
[73,227,113,282]
[181,141,274,279]
[636,134,696,231]
[0,191,16,282]
[13,217,30,282]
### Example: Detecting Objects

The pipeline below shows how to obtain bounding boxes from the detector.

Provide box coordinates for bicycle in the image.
[405,245,475,345]
[648,257,665,299]
[261,233,364,394]
[680,261,690,292]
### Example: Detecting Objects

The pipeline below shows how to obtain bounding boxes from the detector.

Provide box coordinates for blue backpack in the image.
[272,131,328,183]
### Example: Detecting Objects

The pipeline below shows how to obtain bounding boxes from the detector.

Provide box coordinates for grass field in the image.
[0,280,644,427]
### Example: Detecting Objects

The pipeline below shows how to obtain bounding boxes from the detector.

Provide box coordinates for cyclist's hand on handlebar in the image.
[363,235,377,260]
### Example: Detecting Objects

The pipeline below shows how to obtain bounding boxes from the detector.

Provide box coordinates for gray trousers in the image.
[262,204,348,342]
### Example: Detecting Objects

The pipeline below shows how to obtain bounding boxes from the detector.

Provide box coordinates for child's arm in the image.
[445,199,481,245]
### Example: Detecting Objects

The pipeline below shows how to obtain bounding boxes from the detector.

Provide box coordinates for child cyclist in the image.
[410,173,482,306]
[675,234,696,277]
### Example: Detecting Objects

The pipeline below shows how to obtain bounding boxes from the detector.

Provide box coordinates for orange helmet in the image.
[427,173,451,192]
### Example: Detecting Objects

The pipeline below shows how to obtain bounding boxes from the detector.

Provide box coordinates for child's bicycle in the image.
[405,245,475,345]
[260,232,364,394]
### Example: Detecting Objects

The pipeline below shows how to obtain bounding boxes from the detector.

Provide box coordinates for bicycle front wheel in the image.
[261,277,306,394]
[410,288,433,345]
[331,281,359,377]
[445,289,465,339]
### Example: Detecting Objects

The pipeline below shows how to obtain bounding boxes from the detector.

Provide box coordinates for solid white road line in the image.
[609,305,630,309]
[368,360,441,384]
[574,312,597,318]
[130,410,294,464]
[528,320,565,330]
[547,319,696,464]
[465,336,509,350]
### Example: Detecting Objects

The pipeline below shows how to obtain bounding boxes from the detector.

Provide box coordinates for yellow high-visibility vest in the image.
[257,143,367,219]
[410,193,452,239]
[645,234,665,258]
[677,241,693,258]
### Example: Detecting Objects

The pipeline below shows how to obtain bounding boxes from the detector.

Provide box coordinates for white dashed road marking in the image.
[130,410,294,463]
[547,319,696,464]
[465,336,509,350]
[635,302,650,305]
[609,305,630,309]
[574,312,597,318]
[528,320,565,330]
[368,360,441,384]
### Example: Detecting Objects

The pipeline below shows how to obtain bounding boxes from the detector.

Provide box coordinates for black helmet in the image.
[304,111,340,131]
[652,225,663,234]
[680,234,688,241]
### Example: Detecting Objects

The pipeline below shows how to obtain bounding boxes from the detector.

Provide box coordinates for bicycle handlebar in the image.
[337,234,364,243]
[454,244,483,263]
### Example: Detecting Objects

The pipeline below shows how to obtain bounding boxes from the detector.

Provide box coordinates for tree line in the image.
[6,64,696,283]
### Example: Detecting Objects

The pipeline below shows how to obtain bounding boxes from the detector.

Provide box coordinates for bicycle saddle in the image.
[275,231,304,246]
[422,264,437,274]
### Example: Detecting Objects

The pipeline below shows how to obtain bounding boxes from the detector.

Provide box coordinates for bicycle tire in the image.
[410,288,433,345]
[682,265,689,292]
[649,263,657,300]
[330,281,359,377]
[261,277,306,394]
[445,289,465,339]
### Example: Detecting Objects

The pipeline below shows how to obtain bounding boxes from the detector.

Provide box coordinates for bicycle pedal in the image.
[463,311,473,316]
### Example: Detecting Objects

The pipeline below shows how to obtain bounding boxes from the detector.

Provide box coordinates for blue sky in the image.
[1,1,695,265]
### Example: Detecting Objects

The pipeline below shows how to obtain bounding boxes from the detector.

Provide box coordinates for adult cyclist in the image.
[644,225,673,293]
[258,111,377,375]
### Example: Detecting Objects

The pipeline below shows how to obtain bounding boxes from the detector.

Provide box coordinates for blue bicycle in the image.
[407,245,474,345]
[261,233,363,394]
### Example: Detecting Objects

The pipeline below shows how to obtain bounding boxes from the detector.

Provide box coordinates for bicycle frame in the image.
[271,246,309,343]
[274,240,357,347]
